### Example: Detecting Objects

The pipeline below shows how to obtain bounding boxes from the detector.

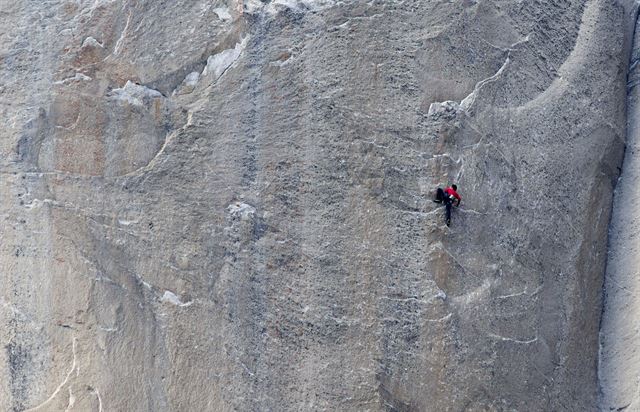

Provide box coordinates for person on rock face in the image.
[434,184,461,226]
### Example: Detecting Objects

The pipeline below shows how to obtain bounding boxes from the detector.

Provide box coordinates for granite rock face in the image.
[0,0,634,410]
[598,9,640,411]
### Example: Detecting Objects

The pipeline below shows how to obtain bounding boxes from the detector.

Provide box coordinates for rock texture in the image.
[599,8,640,411]
[0,0,634,410]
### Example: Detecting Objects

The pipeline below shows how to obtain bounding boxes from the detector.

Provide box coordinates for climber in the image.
[434,184,461,226]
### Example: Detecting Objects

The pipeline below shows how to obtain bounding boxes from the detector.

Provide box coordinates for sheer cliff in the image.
[599,6,640,411]
[0,0,633,410]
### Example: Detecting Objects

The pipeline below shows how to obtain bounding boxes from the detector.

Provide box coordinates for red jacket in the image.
[445,187,461,203]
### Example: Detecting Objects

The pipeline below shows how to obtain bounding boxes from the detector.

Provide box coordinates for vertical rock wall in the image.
[599,5,640,411]
[0,0,632,410]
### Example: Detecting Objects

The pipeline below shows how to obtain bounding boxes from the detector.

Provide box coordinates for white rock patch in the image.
[227,202,256,220]
[202,38,248,82]
[53,73,92,85]
[184,71,200,86]
[245,0,337,14]
[110,81,163,106]
[213,7,232,21]
[82,36,104,48]
[161,291,193,307]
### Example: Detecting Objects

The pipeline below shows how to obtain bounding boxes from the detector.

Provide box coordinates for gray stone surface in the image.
[599,7,640,411]
[0,0,633,410]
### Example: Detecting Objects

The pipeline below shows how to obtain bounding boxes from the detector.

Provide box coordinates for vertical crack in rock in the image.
[598,4,640,410]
